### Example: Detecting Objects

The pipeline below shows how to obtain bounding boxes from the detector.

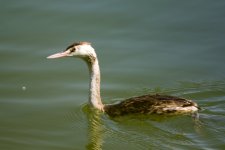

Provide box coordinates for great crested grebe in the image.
[47,42,199,117]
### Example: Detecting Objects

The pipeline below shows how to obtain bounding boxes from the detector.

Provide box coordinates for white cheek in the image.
[74,45,96,57]
[75,49,87,56]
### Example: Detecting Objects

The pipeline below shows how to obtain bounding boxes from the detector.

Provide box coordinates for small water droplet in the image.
[22,86,26,91]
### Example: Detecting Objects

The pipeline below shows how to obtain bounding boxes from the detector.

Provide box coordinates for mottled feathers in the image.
[104,94,199,117]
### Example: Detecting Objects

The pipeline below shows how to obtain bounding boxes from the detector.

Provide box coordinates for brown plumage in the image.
[66,42,91,50]
[104,94,199,117]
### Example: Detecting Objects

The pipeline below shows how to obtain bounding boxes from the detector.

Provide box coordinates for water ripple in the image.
[83,80,225,149]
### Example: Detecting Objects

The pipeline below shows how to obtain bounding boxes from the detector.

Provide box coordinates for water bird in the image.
[47,42,199,117]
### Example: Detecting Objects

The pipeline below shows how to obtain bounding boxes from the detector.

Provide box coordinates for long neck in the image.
[84,56,104,111]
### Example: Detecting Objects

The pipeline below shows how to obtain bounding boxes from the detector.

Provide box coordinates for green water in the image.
[1,0,225,149]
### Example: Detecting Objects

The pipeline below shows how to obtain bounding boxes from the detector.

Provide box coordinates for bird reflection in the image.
[85,107,105,150]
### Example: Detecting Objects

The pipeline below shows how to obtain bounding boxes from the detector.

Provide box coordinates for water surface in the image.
[1,0,225,149]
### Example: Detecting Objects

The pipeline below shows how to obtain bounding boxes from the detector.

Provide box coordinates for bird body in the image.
[47,42,199,117]
[104,94,198,117]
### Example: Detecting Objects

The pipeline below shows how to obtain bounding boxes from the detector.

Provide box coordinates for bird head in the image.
[47,42,96,59]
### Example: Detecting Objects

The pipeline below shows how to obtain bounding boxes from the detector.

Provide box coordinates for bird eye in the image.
[70,48,76,52]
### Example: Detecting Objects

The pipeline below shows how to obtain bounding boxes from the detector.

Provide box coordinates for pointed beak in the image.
[47,50,70,59]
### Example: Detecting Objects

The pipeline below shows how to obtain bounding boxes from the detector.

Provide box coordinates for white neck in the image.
[84,56,104,111]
